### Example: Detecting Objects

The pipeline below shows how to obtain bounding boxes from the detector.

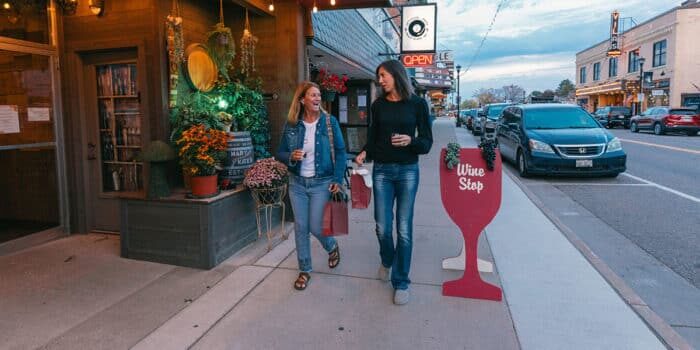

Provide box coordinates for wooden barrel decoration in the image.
[183,43,218,93]
[220,131,255,188]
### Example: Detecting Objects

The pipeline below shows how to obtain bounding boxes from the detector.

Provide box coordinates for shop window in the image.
[653,40,667,67]
[593,62,600,81]
[579,67,586,84]
[0,1,49,45]
[608,57,617,77]
[628,51,639,73]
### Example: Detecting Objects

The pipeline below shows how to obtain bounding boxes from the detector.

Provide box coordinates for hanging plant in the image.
[165,0,184,108]
[479,139,497,171]
[444,142,461,170]
[240,9,258,77]
[206,0,235,80]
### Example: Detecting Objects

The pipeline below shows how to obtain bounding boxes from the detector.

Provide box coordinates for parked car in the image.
[497,104,626,177]
[593,106,632,129]
[629,106,700,136]
[460,109,477,130]
[474,103,514,136]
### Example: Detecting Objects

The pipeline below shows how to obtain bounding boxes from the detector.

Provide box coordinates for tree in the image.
[502,84,526,102]
[555,79,576,98]
[472,88,500,105]
[542,89,556,99]
[461,99,478,109]
[530,90,543,98]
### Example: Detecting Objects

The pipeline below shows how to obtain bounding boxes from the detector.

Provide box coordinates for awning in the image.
[575,80,627,97]
[297,0,393,10]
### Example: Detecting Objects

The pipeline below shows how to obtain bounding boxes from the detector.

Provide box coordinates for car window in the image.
[655,108,668,115]
[670,109,696,115]
[610,107,631,114]
[642,108,654,116]
[523,108,599,129]
[487,105,508,119]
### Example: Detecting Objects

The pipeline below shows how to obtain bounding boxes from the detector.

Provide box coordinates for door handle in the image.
[87,142,97,160]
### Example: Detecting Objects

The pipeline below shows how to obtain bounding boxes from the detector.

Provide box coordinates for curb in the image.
[505,169,693,350]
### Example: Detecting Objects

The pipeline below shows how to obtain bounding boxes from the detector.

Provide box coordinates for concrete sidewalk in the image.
[0,119,668,349]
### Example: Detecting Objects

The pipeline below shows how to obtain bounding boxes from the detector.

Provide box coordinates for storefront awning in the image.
[298,0,393,10]
[575,80,626,97]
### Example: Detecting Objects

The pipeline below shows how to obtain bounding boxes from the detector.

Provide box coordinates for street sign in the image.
[652,89,665,96]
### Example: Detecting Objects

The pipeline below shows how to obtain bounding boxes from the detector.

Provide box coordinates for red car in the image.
[629,107,699,136]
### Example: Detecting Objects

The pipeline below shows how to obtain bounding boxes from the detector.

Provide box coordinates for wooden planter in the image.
[120,187,281,269]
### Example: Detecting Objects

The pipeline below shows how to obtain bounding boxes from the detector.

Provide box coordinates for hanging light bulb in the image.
[312,0,318,13]
[268,0,274,11]
[330,0,336,5]
[2,2,11,10]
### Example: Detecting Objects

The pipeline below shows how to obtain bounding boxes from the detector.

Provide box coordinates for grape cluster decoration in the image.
[444,142,461,170]
[479,139,497,171]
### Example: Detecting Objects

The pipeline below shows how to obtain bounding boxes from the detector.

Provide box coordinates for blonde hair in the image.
[287,81,327,124]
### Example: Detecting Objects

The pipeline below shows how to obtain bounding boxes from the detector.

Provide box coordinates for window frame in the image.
[628,51,639,73]
[608,57,618,77]
[653,39,667,67]
[580,66,587,84]
[593,62,601,81]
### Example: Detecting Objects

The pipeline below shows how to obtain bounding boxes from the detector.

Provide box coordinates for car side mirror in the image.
[507,122,519,130]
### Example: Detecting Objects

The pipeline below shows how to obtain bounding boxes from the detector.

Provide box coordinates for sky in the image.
[436,0,682,100]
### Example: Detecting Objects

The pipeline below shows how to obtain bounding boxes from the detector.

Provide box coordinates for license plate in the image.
[682,116,692,121]
[618,116,625,119]
[576,159,593,168]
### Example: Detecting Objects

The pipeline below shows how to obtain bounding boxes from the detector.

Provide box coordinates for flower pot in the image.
[190,174,218,197]
[321,90,336,102]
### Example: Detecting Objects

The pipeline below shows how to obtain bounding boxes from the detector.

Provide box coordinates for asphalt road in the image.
[470,127,700,347]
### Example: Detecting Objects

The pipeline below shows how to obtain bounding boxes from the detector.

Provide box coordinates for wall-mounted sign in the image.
[436,50,453,62]
[0,105,20,134]
[607,11,621,57]
[402,53,434,67]
[401,3,437,54]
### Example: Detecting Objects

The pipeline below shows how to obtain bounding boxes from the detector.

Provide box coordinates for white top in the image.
[300,119,318,177]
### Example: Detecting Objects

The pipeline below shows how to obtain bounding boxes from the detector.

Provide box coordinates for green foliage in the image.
[138,140,176,162]
[215,79,271,159]
[207,23,236,80]
[445,142,461,170]
[169,91,224,143]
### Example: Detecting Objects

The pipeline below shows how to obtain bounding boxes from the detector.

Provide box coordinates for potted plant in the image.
[243,158,289,205]
[176,124,228,197]
[138,140,176,199]
[218,111,234,132]
[316,68,348,102]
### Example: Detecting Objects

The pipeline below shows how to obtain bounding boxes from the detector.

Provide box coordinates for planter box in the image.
[120,186,279,269]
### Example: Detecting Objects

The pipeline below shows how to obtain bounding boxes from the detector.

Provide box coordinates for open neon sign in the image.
[402,54,434,67]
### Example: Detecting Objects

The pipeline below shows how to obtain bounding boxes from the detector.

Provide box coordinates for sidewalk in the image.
[0,120,668,349]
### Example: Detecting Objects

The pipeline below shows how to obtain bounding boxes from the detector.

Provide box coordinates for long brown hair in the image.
[376,60,413,101]
[287,81,327,124]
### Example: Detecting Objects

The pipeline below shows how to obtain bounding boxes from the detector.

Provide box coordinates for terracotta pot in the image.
[190,174,218,197]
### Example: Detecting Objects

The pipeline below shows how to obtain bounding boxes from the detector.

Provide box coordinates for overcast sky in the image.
[436,0,681,99]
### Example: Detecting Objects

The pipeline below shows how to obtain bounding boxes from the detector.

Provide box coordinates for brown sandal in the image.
[328,246,340,269]
[294,272,310,290]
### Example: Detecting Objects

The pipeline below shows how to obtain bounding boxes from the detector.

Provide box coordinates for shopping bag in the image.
[350,173,371,209]
[322,192,349,236]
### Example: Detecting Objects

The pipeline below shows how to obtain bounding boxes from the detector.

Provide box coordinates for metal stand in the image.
[251,185,288,251]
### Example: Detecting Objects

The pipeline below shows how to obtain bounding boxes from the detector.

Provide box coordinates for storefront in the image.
[0,0,391,262]
[0,1,69,248]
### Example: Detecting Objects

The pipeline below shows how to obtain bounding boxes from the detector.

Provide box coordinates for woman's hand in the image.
[329,183,341,194]
[354,150,366,165]
[291,149,305,162]
[391,134,412,147]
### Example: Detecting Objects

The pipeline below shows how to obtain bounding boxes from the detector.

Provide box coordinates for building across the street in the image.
[575,0,700,113]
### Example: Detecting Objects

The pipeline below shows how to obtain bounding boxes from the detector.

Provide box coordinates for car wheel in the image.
[517,150,530,178]
[630,122,639,133]
[624,122,630,129]
[687,131,698,136]
[653,123,665,135]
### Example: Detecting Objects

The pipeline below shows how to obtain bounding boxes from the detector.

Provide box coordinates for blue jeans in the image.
[372,163,419,290]
[289,175,338,273]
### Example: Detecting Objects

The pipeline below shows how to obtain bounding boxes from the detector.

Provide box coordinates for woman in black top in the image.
[355,60,432,305]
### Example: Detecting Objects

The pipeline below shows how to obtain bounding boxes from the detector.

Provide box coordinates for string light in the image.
[312,0,318,13]
[268,0,274,11]
[330,0,336,5]
[2,2,11,10]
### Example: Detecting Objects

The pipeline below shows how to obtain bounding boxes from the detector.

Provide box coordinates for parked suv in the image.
[473,103,514,136]
[630,106,700,136]
[593,106,632,129]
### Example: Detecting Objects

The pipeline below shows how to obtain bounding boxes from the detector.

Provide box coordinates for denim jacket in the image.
[276,113,347,185]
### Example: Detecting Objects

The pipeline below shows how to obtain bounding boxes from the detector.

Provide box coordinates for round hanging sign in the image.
[183,43,218,92]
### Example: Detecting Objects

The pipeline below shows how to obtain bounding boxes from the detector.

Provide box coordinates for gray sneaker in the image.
[378,265,390,282]
[394,289,409,305]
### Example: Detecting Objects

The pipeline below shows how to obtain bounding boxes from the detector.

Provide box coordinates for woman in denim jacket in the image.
[277,81,347,290]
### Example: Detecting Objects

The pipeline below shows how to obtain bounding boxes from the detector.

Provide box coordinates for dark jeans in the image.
[372,163,419,290]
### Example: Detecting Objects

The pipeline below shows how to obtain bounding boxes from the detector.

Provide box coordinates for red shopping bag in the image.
[350,174,371,209]
[322,192,349,236]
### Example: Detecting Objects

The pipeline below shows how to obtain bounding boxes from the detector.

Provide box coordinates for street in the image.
[487,128,700,348]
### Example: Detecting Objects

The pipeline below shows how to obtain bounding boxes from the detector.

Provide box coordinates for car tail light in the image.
[667,114,682,120]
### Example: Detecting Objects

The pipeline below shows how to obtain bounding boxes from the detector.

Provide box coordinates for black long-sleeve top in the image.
[364,94,433,164]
